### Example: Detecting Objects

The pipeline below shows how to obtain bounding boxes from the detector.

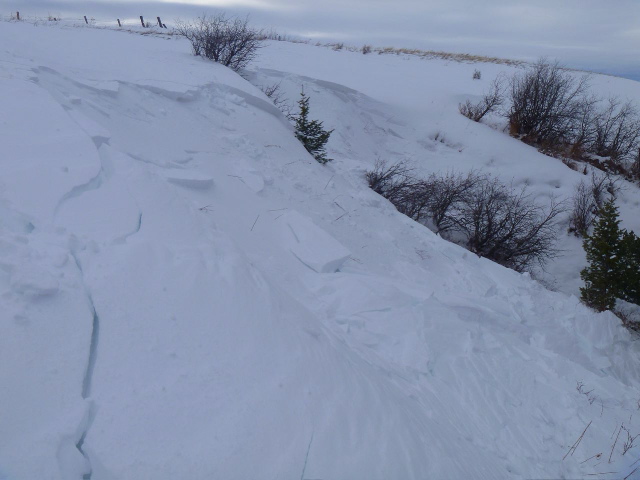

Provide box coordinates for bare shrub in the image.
[567,95,600,158]
[452,179,564,271]
[569,180,596,237]
[459,77,505,122]
[509,59,590,146]
[366,160,418,209]
[590,98,640,164]
[473,69,481,80]
[632,149,640,180]
[332,43,344,51]
[366,163,563,272]
[422,171,483,233]
[176,14,262,72]
[362,45,372,54]
[568,172,619,237]
[260,82,293,119]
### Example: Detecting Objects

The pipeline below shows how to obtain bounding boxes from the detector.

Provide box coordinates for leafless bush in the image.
[175,14,262,72]
[509,59,590,146]
[473,69,481,80]
[366,160,419,209]
[632,149,640,180]
[332,43,344,51]
[452,179,564,271]
[422,171,483,233]
[568,172,618,237]
[459,77,505,122]
[567,95,600,158]
[260,82,293,119]
[362,45,372,54]
[590,98,640,164]
[569,180,596,237]
[366,163,563,272]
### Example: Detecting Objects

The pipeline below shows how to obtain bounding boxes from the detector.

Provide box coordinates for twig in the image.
[334,201,346,212]
[250,215,260,231]
[581,453,602,464]
[324,175,334,190]
[300,433,314,480]
[621,425,639,456]
[333,212,349,222]
[625,466,640,480]
[564,421,592,460]
[609,425,623,463]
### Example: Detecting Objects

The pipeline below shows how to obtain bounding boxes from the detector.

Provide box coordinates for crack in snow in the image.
[113,212,143,244]
[69,250,100,480]
[53,169,104,217]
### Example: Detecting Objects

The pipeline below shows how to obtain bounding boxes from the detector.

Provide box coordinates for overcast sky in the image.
[3,0,639,80]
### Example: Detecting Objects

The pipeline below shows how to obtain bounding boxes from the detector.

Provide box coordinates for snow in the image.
[1,19,640,480]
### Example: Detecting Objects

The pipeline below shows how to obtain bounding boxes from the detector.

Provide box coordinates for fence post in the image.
[16,11,20,20]
[84,15,88,24]
[157,17,163,28]
[117,19,121,27]
[140,15,145,27]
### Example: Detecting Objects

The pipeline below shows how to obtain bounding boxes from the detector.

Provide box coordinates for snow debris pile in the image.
[1,20,640,480]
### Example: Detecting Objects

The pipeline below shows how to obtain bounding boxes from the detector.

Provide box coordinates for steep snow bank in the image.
[1,21,640,480]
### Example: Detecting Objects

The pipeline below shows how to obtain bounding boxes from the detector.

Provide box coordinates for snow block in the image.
[163,169,214,189]
[277,211,351,273]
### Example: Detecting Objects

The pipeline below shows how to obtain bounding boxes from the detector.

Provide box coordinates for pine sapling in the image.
[620,230,640,305]
[580,200,624,311]
[294,88,334,164]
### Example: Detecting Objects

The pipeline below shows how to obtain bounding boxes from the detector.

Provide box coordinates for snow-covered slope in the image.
[1,21,640,480]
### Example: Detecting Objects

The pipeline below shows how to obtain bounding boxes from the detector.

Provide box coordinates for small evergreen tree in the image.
[580,200,623,311]
[294,88,334,164]
[620,230,640,305]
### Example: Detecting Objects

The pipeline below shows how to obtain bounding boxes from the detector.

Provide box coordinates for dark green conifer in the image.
[294,88,334,164]
[620,230,640,305]
[580,200,623,311]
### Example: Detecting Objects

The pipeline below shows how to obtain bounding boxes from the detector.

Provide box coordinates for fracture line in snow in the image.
[69,250,100,479]
[300,432,314,480]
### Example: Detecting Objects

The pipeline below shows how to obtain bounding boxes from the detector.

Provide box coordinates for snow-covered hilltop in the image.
[1,20,640,480]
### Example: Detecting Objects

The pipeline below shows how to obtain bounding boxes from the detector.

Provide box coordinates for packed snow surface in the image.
[1,20,640,480]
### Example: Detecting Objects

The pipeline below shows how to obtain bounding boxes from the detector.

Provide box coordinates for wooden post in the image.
[117,19,121,27]
[140,15,145,27]
[84,16,88,24]
[16,11,20,20]
[157,17,163,28]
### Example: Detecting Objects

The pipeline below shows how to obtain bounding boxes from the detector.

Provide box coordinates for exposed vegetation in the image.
[176,13,262,72]
[367,162,564,272]
[580,200,640,313]
[294,88,334,164]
